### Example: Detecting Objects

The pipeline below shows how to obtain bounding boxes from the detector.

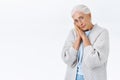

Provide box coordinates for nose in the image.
[78,20,83,26]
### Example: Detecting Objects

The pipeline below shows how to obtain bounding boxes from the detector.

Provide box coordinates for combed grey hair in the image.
[71,4,91,16]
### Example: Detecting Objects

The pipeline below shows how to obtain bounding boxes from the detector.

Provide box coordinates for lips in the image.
[81,24,86,28]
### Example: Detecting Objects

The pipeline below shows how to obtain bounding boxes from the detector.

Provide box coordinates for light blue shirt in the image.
[77,30,91,75]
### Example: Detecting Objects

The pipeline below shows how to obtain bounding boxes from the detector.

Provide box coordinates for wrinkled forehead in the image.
[72,11,85,19]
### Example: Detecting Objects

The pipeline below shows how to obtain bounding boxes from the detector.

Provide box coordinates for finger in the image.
[74,24,79,31]
[74,27,78,34]
[74,27,81,38]
[74,26,79,34]
[74,24,78,29]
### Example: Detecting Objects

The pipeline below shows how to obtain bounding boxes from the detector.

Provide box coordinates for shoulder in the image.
[91,24,109,35]
[89,24,109,43]
[96,24,109,36]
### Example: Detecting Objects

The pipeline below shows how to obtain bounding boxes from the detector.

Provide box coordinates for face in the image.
[72,11,92,31]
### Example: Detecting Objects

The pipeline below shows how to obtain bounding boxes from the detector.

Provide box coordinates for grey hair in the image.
[71,4,91,16]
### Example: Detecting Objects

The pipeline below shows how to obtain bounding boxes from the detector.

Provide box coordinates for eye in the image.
[74,20,78,23]
[79,17,84,20]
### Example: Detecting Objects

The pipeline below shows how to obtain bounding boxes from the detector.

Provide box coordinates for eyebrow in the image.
[74,16,83,21]
[74,19,78,22]
[78,16,83,19]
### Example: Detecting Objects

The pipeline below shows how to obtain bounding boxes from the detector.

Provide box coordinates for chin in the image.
[83,28,89,32]
[79,27,88,31]
[82,28,87,31]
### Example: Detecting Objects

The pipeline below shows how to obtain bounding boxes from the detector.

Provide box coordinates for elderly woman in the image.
[62,4,109,80]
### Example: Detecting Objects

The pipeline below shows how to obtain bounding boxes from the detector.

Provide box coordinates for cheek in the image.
[74,22,79,26]
[84,19,90,24]
[83,18,88,22]
[86,17,91,23]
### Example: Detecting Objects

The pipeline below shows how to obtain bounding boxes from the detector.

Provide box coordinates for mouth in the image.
[81,24,86,28]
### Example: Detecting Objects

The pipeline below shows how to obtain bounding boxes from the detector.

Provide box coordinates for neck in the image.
[88,23,94,30]
[85,23,94,32]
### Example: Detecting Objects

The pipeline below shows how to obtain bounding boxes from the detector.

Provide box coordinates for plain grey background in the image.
[0,0,119,80]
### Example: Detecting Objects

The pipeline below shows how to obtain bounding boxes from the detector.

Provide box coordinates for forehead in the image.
[72,11,85,19]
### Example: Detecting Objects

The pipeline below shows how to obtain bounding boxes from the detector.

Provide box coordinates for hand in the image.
[74,23,85,39]
[72,24,82,50]
[74,24,81,39]
[74,23,91,47]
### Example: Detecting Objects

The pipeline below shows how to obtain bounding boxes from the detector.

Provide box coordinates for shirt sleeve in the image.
[61,29,78,67]
[82,29,109,69]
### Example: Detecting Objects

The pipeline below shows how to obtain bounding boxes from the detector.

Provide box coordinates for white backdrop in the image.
[0,0,119,80]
